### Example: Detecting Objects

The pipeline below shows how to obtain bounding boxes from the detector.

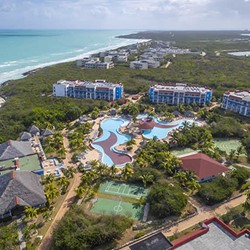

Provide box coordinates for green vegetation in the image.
[197,176,238,205]
[51,206,132,250]
[0,222,18,250]
[147,183,188,219]
[1,30,250,143]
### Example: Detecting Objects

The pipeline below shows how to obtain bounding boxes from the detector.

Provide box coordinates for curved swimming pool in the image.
[138,115,200,139]
[92,118,132,167]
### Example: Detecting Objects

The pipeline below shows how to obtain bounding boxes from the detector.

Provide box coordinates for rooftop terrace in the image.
[0,154,42,175]
[151,83,210,93]
[56,79,123,88]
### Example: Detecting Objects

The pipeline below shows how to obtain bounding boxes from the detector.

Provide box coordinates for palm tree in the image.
[24,206,38,221]
[186,179,201,194]
[43,174,55,185]
[121,163,134,180]
[57,177,70,189]
[42,210,52,223]
[75,186,86,198]
[173,171,188,186]
[45,183,59,204]
[109,164,118,178]
[139,173,154,187]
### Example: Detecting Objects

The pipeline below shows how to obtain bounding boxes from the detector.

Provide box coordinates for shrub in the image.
[197,176,238,205]
[134,231,145,239]
[147,183,187,219]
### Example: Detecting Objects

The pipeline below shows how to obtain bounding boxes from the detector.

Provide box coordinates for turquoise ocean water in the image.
[0,30,145,84]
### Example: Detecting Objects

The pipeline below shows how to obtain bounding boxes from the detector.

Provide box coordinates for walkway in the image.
[17,218,26,250]
[38,129,82,250]
[163,195,246,236]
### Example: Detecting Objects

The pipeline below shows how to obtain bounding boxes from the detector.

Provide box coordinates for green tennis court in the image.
[99,181,148,199]
[91,197,144,220]
[213,139,246,156]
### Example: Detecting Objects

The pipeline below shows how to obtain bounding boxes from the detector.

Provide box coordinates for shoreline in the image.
[0,36,150,85]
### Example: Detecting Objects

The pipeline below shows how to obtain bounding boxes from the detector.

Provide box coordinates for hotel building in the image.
[53,79,123,101]
[149,83,212,105]
[221,90,250,117]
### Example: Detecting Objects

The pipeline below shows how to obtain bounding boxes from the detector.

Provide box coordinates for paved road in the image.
[38,129,81,250]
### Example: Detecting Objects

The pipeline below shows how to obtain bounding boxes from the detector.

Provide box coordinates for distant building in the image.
[53,79,123,101]
[149,83,212,105]
[76,57,114,69]
[0,171,46,219]
[221,90,250,117]
[179,153,228,182]
[130,61,148,70]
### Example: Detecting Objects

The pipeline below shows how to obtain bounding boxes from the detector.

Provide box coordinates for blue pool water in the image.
[138,115,200,139]
[93,118,131,166]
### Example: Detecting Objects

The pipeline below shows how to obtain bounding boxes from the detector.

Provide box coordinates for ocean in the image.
[0,29,145,84]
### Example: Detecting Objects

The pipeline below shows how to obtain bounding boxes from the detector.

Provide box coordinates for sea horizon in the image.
[0,29,147,84]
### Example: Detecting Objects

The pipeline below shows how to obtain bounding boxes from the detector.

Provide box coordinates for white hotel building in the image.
[149,83,212,106]
[221,90,250,117]
[53,80,123,101]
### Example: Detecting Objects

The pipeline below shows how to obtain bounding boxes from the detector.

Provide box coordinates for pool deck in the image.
[93,131,132,165]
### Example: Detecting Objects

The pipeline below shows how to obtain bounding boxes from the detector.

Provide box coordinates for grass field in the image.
[99,180,148,199]
[171,148,197,157]
[213,138,246,156]
[91,197,144,220]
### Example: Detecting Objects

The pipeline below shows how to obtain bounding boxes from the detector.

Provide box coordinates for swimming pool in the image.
[92,118,132,167]
[138,115,199,139]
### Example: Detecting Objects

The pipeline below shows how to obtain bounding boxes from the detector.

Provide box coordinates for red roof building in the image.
[180,153,228,181]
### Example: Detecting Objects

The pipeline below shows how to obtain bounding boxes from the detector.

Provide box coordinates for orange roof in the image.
[180,153,228,179]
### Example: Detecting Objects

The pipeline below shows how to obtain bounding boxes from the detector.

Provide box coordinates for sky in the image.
[0,0,250,30]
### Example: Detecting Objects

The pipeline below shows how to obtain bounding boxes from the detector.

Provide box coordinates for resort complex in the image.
[149,83,212,105]
[1,31,250,250]
[221,90,250,117]
[53,79,123,100]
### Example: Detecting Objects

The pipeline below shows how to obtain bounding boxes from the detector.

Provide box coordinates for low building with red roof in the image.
[179,153,229,182]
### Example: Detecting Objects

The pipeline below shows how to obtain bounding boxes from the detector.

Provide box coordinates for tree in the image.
[24,206,38,221]
[231,168,250,187]
[45,183,59,204]
[139,173,155,187]
[243,191,250,213]
[51,206,132,250]
[147,183,187,219]
[42,210,52,223]
[121,163,134,180]
[109,164,118,178]
[43,174,56,185]
[197,176,238,205]
[75,186,86,199]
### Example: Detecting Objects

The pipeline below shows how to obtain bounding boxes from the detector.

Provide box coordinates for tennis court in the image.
[91,197,144,220]
[99,180,148,199]
[213,139,246,156]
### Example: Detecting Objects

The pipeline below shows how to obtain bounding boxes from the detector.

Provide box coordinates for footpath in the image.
[38,130,81,250]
